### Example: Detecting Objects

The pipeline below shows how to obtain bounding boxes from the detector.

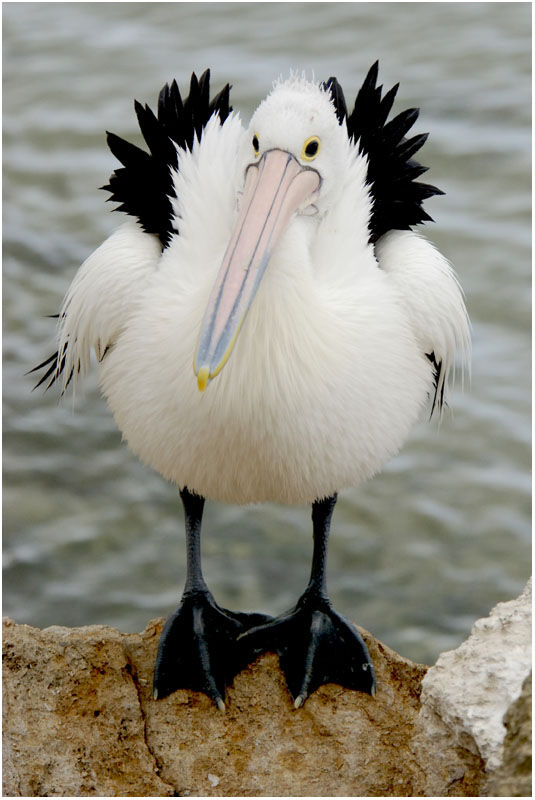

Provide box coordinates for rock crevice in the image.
[121,642,175,794]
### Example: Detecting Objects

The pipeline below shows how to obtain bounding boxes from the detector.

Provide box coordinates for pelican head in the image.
[193,78,347,392]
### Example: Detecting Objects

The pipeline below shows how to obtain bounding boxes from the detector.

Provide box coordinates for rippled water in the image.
[4,2,531,664]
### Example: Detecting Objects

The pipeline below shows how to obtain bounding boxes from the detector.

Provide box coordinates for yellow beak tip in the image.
[197,366,210,393]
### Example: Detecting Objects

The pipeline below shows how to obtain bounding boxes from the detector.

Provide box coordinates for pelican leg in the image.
[153,487,272,708]
[239,494,376,707]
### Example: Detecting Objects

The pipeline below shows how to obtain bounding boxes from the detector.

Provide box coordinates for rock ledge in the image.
[3,615,491,797]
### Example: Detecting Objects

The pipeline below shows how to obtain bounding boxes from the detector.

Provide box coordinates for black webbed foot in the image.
[238,592,376,707]
[153,589,272,709]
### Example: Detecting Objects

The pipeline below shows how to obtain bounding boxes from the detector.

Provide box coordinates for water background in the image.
[4,2,531,665]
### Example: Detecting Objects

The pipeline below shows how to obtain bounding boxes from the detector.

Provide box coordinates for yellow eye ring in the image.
[252,132,260,156]
[301,136,321,161]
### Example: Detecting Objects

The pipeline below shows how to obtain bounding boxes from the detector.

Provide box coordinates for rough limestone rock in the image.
[3,616,485,797]
[2,620,172,797]
[485,671,532,797]
[413,579,532,795]
[5,580,531,798]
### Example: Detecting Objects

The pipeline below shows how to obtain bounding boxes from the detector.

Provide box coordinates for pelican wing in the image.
[103,69,232,248]
[322,64,467,415]
[322,62,443,244]
[32,69,232,390]
[375,229,470,416]
[30,221,162,393]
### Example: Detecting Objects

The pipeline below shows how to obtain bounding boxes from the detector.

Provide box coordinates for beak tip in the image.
[197,366,210,393]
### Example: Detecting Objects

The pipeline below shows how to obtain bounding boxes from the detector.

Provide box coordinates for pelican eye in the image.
[301,136,321,161]
[252,133,260,156]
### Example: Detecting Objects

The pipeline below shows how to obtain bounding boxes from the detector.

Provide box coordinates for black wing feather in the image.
[376,83,399,126]
[320,77,347,124]
[102,68,232,249]
[426,351,446,416]
[323,61,444,244]
[28,341,72,392]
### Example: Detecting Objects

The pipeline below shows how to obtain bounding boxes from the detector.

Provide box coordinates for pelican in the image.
[33,64,470,711]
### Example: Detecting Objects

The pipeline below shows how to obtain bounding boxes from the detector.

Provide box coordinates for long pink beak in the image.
[193,149,320,391]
